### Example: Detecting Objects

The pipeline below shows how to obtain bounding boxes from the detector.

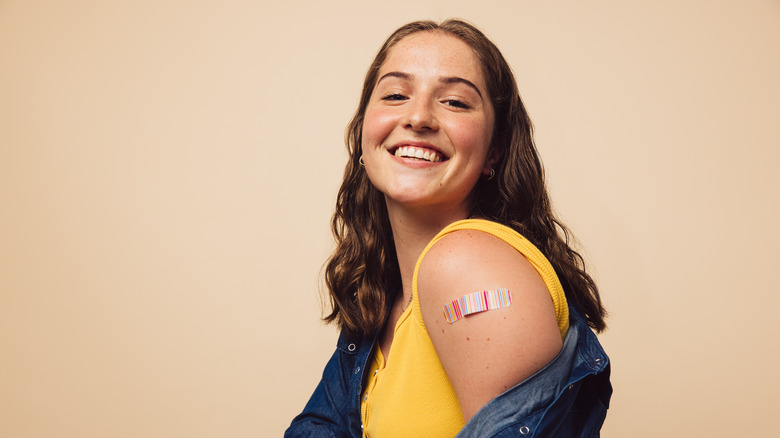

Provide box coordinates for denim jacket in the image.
[285,305,611,437]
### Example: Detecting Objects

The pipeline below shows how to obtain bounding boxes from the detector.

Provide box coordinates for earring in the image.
[359,156,365,167]
[486,168,495,180]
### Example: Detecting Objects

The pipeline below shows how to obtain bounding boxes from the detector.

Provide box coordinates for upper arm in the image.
[417,229,563,422]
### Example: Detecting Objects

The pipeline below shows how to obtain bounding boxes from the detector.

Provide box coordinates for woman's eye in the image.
[444,99,470,109]
[381,93,407,101]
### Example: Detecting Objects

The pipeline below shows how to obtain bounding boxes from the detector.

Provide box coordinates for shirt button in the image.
[355,366,361,374]
[519,426,530,435]
[348,343,356,352]
[374,369,378,375]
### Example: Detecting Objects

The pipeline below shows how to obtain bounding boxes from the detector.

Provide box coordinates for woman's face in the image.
[361,31,495,217]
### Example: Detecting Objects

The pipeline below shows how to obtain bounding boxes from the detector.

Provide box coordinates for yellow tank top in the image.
[360,219,569,438]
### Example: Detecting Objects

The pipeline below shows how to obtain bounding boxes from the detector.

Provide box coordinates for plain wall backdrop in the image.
[1,0,779,436]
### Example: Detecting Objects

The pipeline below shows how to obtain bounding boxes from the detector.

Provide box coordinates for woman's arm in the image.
[417,229,563,422]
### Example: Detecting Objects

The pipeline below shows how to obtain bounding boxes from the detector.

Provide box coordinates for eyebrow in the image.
[377,71,484,100]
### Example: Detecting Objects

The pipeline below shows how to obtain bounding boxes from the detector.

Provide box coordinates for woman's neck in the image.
[385,200,470,305]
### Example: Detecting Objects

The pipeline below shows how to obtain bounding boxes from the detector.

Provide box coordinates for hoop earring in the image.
[486,168,496,180]
[359,156,365,167]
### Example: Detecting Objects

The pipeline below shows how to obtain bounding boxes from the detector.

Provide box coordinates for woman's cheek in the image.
[447,118,492,154]
[363,108,397,146]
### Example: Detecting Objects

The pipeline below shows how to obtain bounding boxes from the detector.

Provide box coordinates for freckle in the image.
[503,316,507,320]
[503,385,508,389]
[486,366,490,369]
[466,337,470,341]
[441,329,445,333]
[487,337,490,341]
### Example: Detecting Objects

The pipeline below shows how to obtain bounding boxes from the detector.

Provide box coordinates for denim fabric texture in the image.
[285,306,611,438]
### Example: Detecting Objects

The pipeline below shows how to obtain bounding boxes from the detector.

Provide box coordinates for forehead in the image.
[380,31,485,86]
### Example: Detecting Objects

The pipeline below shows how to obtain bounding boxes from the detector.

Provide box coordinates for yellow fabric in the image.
[360,219,569,438]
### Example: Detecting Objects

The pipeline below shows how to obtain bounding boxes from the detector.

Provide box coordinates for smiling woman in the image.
[286,19,611,438]
[362,31,495,215]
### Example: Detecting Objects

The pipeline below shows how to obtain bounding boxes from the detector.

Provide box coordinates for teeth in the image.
[393,146,442,162]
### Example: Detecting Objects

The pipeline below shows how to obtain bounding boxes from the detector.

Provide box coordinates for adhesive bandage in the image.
[443,288,512,323]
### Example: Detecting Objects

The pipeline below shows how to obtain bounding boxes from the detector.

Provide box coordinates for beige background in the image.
[1,0,778,436]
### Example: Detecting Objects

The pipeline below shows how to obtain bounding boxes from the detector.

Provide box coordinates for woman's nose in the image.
[404,98,438,131]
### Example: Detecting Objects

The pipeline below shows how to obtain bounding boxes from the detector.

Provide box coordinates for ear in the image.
[482,148,501,176]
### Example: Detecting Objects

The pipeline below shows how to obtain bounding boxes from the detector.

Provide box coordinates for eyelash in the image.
[443,99,470,109]
[381,94,471,109]
[381,93,407,101]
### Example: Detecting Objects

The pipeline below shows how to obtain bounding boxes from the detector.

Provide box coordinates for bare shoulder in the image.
[417,228,563,421]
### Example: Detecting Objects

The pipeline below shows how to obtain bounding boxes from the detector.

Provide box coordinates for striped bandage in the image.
[443,288,512,324]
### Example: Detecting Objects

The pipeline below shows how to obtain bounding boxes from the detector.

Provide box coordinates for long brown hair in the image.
[323,19,606,338]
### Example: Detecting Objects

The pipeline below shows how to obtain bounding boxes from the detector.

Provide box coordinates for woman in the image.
[286,19,611,437]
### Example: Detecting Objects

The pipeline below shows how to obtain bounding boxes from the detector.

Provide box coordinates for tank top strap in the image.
[411,219,569,339]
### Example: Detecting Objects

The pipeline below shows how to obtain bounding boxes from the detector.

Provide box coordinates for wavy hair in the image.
[323,19,606,338]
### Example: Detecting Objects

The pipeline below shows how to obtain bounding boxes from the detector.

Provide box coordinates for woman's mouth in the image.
[393,146,445,163]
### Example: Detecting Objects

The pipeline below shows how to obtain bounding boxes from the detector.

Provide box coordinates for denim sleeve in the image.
[284,333,365,438]
[456,306,611,438]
